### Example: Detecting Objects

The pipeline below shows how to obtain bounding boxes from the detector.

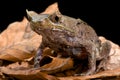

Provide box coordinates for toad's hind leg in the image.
[78,41,97,76]
[82,47,97,75]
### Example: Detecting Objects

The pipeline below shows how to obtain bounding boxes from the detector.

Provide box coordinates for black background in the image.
[0,0,119,45]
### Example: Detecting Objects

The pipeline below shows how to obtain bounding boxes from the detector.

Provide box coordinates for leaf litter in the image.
[0,2,120,80]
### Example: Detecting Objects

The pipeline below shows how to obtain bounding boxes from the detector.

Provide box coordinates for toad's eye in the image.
[54,16,59,22]
[50,15,59,23]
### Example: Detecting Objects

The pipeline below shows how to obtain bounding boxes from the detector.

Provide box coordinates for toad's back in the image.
[37,16,100,56]
[40,15,100,49]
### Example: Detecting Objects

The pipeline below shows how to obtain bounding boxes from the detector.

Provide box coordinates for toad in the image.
[26,10,111,75]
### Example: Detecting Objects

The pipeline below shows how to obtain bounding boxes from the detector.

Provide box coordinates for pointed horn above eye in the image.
[26,9,38,21]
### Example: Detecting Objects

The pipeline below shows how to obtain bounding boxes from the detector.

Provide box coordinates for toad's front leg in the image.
[34,44,45,68]
[34,48,43,68]
[75,50,96,76]
[75,43,97,76]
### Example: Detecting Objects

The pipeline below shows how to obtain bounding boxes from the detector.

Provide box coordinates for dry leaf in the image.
[58,68,120,80]
[99,36,120,70]
[42,2,58,14]
[0,71,4,79]
[0,61,58,80]
[0,67,58,80]
[40,56,74,74]
[0,18,42,61]
[6,62,31,69]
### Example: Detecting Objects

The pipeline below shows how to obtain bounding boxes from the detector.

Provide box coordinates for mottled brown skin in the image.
[26,10,111,75]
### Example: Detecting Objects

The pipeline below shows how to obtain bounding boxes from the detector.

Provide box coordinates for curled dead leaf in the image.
[0,67,58,80]
[6,62,31,69]
[99,36,120,70]
[40,56,74,74]
[0,71,5,80]
[0,18,42,61]
[58,68,120,80]
[42,2,59,14]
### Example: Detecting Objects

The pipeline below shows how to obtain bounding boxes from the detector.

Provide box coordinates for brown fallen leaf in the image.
[40,56,74,74]
[6,61,31,69]
[58,68,120,80]
[0,71,5,80]
[0,61,59,80]
[42,2,58,14]
[0,67,58,80]
[0,18,42,61]
[99,36,120,70]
